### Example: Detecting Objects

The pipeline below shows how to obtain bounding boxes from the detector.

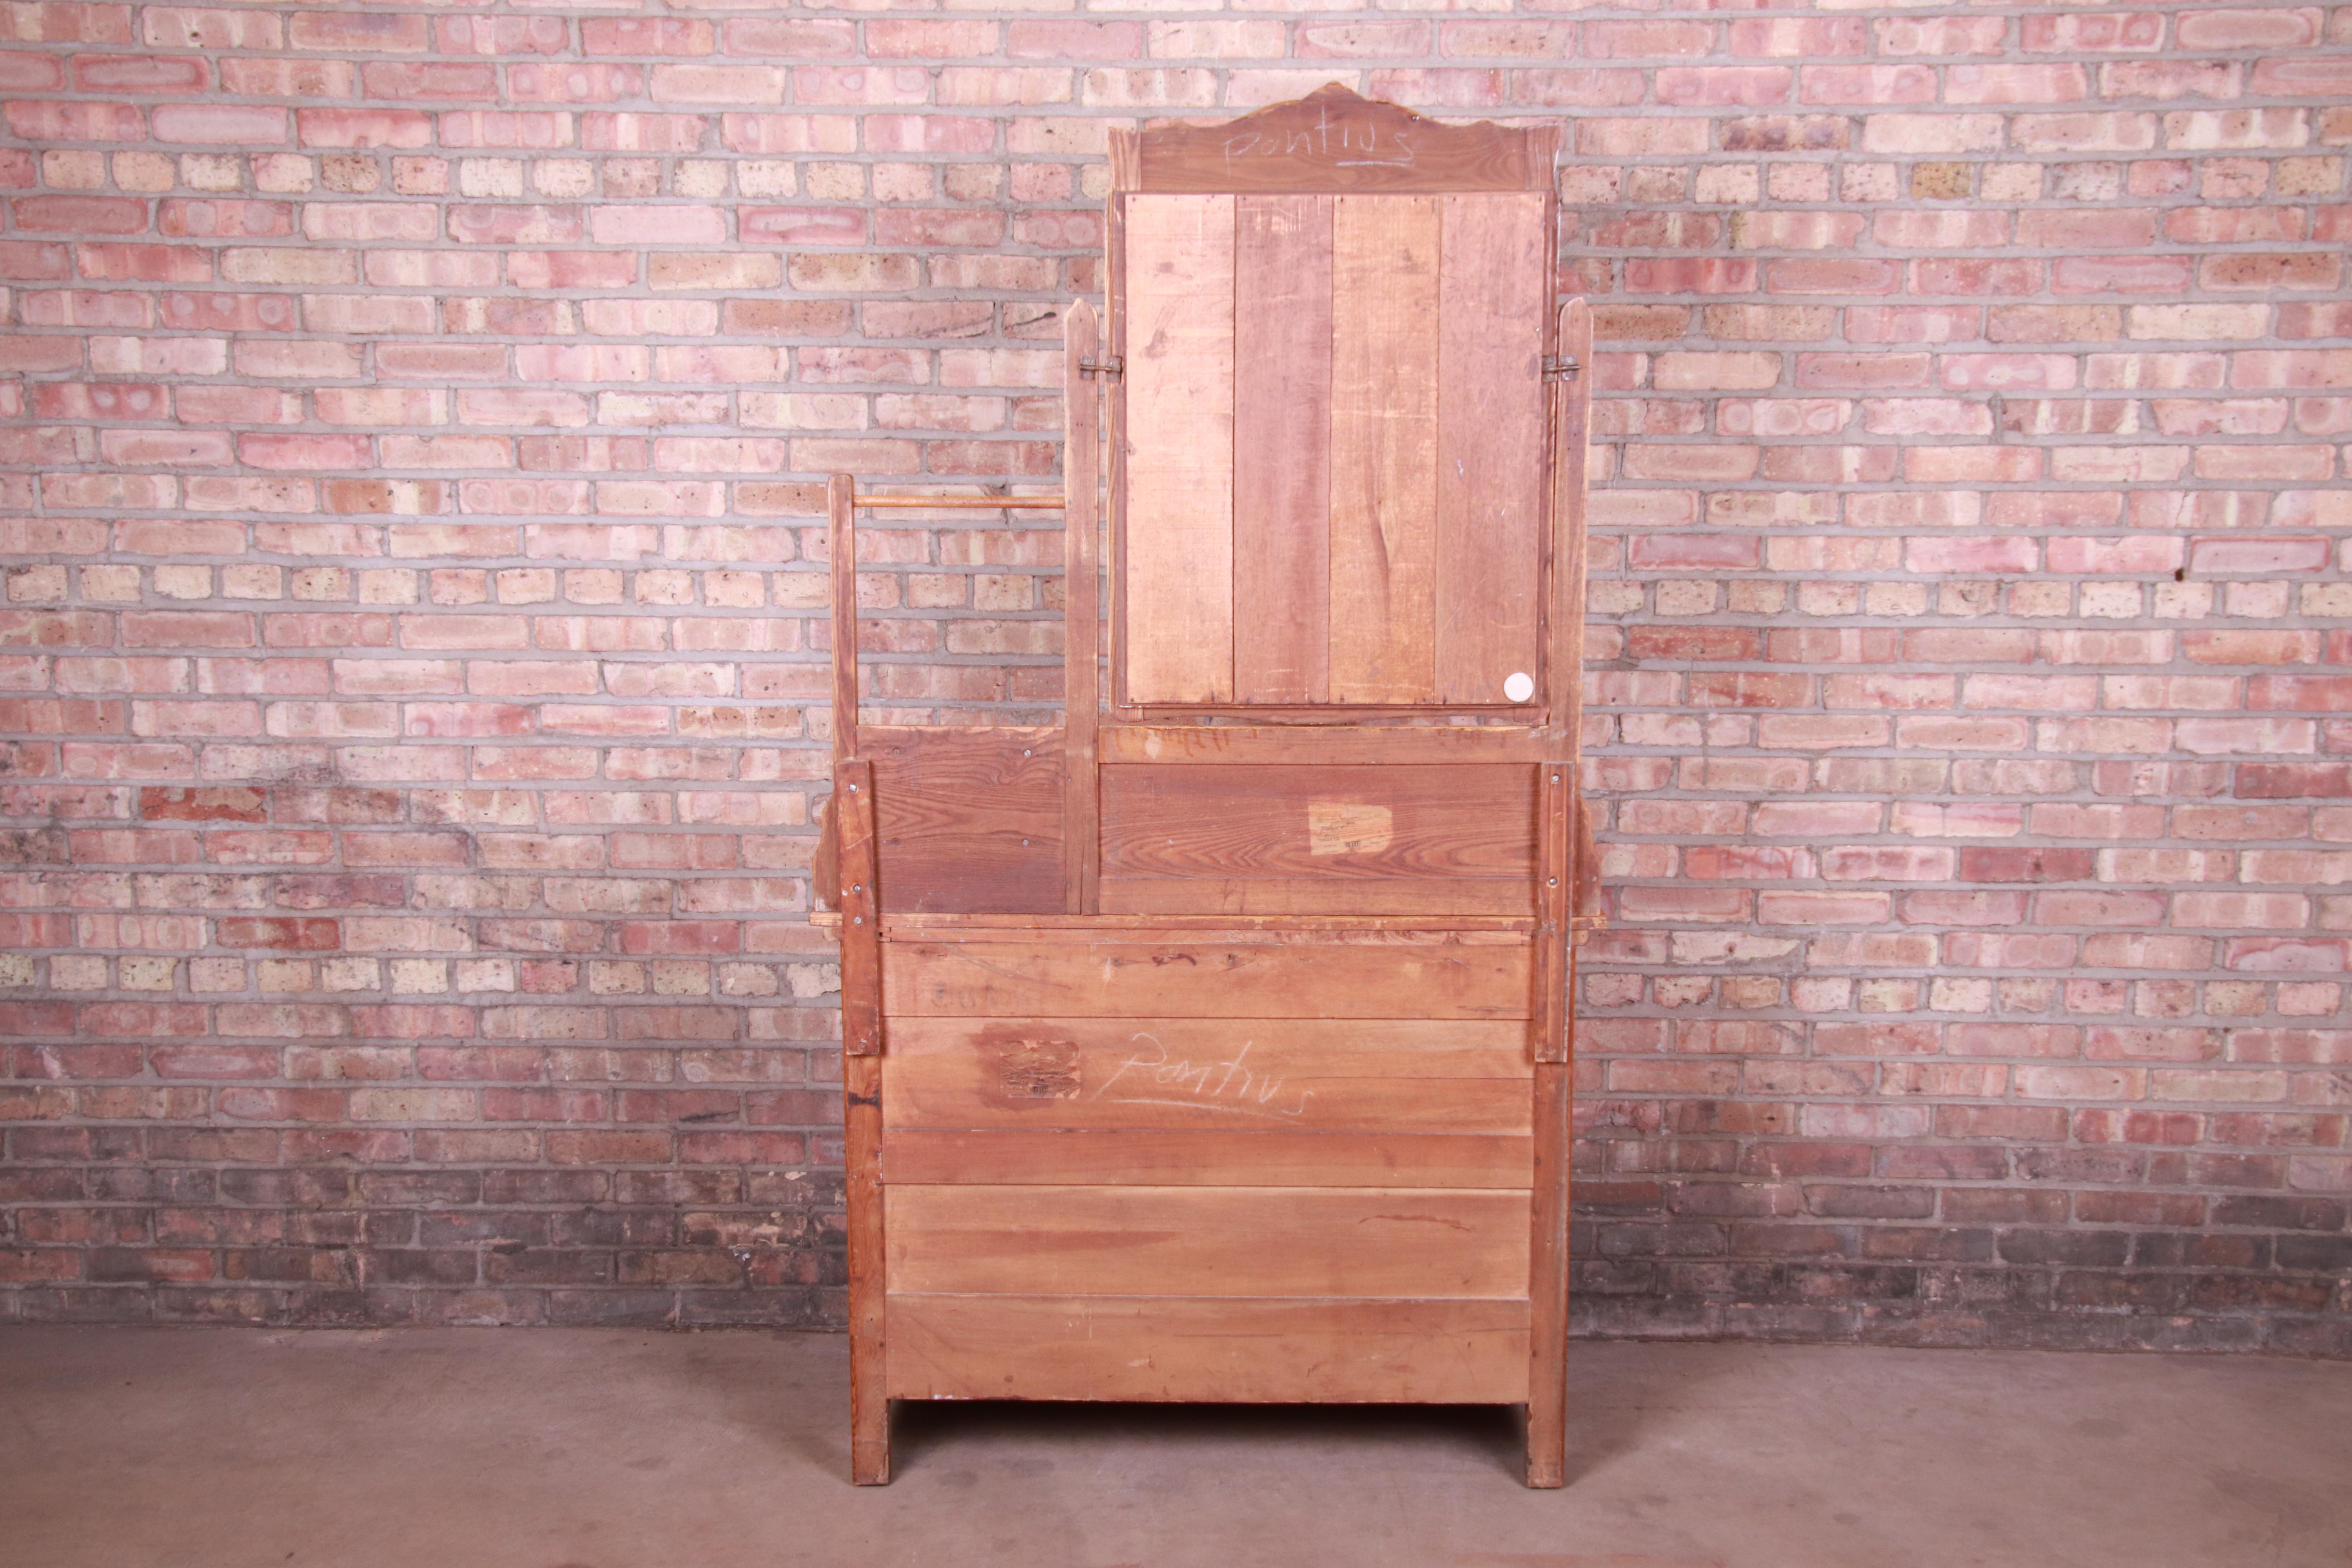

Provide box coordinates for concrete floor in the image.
[2,1328,2347,1568]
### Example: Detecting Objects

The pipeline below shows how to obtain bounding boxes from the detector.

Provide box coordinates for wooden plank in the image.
[875,912,1535,936]
[835,759,882,1058]
[862,728,1062,915]
[1108,128,1141,192]
[1232,193,1333,705]
[1532,765,1572,1067]
[887,1295,1530,1404]
[1527,1054,1571,1487]
[883,1129,1532,1188]
[1573,789,1602,944]
[886,1185,1530,1298]
[1100,724,1548,766]
[1099,878,1531,918]
[828,472,857,764]
[838,750,888,1480]
[837,755,888,1480]
[1101,762,1535,881]
[1329,194,1439,705]
[886,938,1533,1020]
[1546,298,1593,750]
[810,793,838,915]
[1063,299,1103,915]
[1100,761,1535,915]
[846,1048,889,1482]
[845,1047,888,1483]
[1436,194,1550,706]
[1135,83,1559,197]
[1106,192,1132,716]
[1122,192,1236,706]
[882,1016,1533,1135]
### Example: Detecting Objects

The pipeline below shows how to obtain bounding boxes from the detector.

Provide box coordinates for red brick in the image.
[0,31,2337,1343]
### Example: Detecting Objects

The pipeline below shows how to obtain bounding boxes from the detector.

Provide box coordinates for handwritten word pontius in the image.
[1222,111,1417,170]
[1092,1033,1315,1121]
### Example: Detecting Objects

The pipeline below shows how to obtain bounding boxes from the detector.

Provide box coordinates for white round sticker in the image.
[1503,671,1535,703]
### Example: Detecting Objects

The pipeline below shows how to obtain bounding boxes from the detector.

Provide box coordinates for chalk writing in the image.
[1092,1032,1315,1122]
[1223,105,1417,171]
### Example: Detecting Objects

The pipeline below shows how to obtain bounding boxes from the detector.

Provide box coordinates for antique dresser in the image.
[814,85,1602,1486]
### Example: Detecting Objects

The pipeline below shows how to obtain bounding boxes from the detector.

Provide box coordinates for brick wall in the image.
[1,2,2348,1349]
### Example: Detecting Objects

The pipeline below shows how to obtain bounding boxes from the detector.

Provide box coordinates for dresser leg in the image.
[1527,1057,1571,1488]
[851,1394,891,1486]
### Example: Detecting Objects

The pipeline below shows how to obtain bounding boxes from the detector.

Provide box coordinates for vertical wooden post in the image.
[1528,296,1590,1486]
[1544,299,1592,754]
[838,761,882,1063]
[1062,301,1102,916]
[829,478,888,1482]
[1533,763,1573,1068]
[1527,759,1573,1486]
[1103,189,1131,713]
[835,759,888,1483]
[829,473,858,767]
[1527,1043,1573,1486]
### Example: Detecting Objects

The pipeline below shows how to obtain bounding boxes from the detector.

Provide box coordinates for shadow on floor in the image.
[891,1397,1531,1480]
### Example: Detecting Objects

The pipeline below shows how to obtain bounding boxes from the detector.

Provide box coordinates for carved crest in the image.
[1113,82,1560,194]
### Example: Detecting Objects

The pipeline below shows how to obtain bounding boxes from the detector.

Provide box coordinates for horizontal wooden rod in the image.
[854,494,1067,510]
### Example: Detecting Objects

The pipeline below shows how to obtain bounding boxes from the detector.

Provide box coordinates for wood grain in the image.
[846,1047,889,1483]
[1101,763,1535,882]
[1063,298,1103,914]
[1573,790,1602,941]
[1122,192,1236,706]
[1329,194,1439,705]
[882,1129,1532,1188]
[886,938,1534,1021]
[872,911,1535,936]
[1546,298,1594,750]
[1107,127,1141,192]
[1106,194,1132,716]
[862,727,1063,915]
[1436,194,1550,706]
[1134,83,1560,197]
[1100,724,1548,766]
[810,792,837,915]
[1098,762,1536,916]
[1232,193,1333,705]
[1097,878,1532,918]
[840,750,887,1479]
[887,1294,1531,1404]
[828,472,857,763]
[886,1185,1530,1298]
[1526,1056,1572,1487]
[1532,765,1572,1067]
[882,1016,1533,1135]
[835,759,882,1058]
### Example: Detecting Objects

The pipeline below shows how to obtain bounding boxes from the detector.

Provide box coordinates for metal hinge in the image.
[1542,355,1581,382]
[1078,355,1124,381]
